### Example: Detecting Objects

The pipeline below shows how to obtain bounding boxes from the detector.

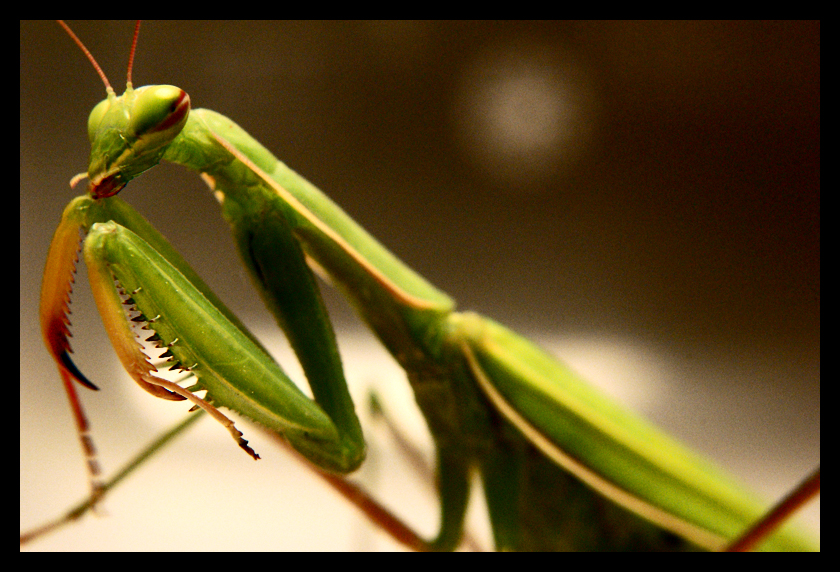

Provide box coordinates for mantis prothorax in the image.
[21,21,820,546]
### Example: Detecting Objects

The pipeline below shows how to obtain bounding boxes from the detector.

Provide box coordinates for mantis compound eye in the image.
[128,85,190,137]
[87,98,110,143]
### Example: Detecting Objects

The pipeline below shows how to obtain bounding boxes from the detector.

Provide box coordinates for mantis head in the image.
[85,84,190,198]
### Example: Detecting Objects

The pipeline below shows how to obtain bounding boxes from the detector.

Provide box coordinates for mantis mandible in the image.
[21,21,820,548]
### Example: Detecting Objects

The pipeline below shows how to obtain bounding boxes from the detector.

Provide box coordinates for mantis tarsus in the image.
[20,21,819,550]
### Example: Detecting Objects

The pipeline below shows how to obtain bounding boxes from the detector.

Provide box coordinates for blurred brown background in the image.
[21,21,818,550]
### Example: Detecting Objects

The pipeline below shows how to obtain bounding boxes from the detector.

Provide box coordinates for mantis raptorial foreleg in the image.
[21,21,820,548]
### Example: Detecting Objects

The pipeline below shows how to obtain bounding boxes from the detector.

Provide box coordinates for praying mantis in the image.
[20,21,819,550]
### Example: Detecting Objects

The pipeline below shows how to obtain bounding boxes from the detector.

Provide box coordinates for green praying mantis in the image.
[21,21,820,548]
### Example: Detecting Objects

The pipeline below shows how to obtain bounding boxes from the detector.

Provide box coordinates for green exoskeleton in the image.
[21,21,819,550]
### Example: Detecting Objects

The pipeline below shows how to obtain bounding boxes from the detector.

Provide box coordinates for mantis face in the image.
[85,85,190,198]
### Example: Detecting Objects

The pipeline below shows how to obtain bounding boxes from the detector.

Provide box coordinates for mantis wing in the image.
[454,313,818,551]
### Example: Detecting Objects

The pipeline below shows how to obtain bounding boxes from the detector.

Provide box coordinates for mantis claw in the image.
[58,351,99,391]
[40,200,110,500]
[140,374,260,460]
[40,204,94,391]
